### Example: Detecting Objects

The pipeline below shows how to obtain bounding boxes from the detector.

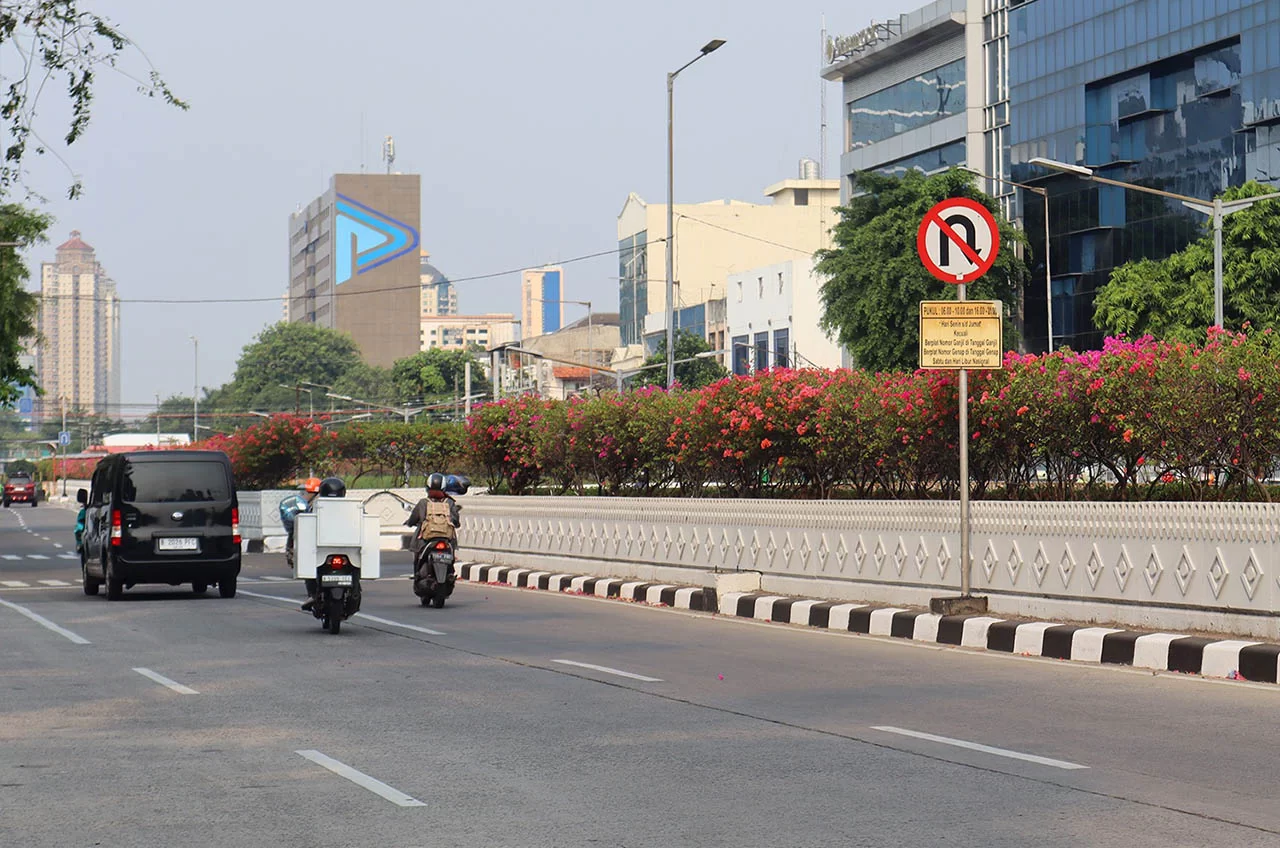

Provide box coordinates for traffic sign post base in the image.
[929,595,989,616]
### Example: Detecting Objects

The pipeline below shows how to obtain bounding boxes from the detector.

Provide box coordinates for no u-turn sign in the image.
[917,198,1000,284]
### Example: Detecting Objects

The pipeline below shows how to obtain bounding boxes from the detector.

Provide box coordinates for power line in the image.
[28,237,669,305]
[673,212,818,255]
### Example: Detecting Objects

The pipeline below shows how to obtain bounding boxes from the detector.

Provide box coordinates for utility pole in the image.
[190,336,199,440]
[155,393,161,444]
[60,396,67,497]
[464,360,473,416]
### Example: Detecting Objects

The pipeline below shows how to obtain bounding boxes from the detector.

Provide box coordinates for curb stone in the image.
[458,562,710,611]
[458,562,1280,685]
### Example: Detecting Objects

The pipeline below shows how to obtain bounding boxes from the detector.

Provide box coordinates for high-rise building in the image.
[288,173,422,367]
[420,249,457,316]
[35,232,120,420]
[521,267,564,338]
[823,0,1280,352]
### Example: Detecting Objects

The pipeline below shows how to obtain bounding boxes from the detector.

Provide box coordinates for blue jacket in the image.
[279,494,310,532]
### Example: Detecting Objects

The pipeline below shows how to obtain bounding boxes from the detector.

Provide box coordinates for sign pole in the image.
[916,196,1003,614]
[957,283,970,598]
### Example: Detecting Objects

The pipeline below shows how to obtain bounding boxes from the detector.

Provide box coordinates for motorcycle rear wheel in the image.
[327,598,343,634]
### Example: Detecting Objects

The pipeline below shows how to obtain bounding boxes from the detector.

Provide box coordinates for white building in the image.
[421,314,517,351]
[616,172,840,370]
[725,259,845,376]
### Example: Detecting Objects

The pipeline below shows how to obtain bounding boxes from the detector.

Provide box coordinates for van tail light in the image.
[111,510,123,547]
[231,507,241,545]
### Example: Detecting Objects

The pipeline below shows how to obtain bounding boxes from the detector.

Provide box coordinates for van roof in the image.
[117,450,231,463]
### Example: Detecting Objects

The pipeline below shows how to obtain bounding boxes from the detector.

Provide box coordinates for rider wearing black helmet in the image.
[300,476,349,611]
[405,472,460,559]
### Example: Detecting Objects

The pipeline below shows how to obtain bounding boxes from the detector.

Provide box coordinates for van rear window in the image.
[121,460,231,503]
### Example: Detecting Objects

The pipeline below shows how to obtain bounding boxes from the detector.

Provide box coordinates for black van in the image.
[79,450,241,600]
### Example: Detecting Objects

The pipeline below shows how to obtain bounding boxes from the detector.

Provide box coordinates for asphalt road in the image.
[3,503,1280,847]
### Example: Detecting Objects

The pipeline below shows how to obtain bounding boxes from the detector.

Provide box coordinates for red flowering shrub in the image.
[196,415,338,489]
[219,330,1280,501]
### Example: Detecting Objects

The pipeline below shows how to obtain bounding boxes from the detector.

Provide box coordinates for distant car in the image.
[3,472,39,507]
[79,450,241,600]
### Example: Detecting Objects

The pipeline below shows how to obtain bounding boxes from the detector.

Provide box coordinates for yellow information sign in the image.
[918,300,1004,370]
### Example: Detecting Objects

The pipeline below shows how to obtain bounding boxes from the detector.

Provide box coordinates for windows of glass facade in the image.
[674,304,707,343]
[848,58,967,150]
[873,140,968,178]
[773,328,790,369]
[754,332,769,372]
[732,334,750,376]
[1008,0,1280,353]
[618,231,648,346]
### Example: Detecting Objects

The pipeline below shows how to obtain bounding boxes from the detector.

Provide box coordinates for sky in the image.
[19,0,902,416]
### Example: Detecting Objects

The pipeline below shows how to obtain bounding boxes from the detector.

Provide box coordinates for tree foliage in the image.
[1094,182,1280,341]
[628,331,728,389]
[815,169,1029,372]
[0,205,50,406]
[219,322,365,411]
[391,349,490,403]
[0,1,188,199]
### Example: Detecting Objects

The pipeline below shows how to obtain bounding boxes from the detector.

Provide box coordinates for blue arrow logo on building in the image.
[334,193,420,284]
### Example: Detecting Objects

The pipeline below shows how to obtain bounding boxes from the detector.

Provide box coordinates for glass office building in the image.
[1009,0,1280,351]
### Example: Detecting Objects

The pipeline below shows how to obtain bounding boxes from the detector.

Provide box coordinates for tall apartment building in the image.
[420,249,458,316]
[288,173,422,367]
[521,267,564,338]
[35,231,120,419]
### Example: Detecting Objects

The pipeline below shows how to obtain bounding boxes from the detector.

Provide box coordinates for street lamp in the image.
[189,336,199,440]
[1029,157,1280,329]
[667,38,726,390]
[531,297,594,367]
[960,165,1054,351]
[325,391,424,424]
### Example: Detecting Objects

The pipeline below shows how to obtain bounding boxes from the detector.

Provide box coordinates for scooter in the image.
[414,537,456,608]
[293,493,380,634]
[314,552,361,633]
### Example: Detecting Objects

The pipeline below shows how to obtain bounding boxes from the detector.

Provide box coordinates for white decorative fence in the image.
[233,491,1280,637]
[452,497,1280,639]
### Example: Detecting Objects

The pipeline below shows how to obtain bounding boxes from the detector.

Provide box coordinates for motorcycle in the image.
[314,552,361,634]
[292,488,380,634]
[407,474,468,610]
[414,537,456,608]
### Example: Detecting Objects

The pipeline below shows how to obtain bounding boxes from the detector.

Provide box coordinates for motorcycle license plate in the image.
[320,574,354,586]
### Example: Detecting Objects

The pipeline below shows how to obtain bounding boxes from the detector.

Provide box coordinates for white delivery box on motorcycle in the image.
[292,497,381,579]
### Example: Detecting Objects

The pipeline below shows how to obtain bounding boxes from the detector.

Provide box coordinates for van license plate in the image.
[158,537,199,552]
[321,574,353,586]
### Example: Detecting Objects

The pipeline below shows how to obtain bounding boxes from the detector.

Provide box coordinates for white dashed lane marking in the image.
[870,726,1087,771]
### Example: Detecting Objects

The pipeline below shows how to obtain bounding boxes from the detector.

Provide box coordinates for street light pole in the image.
[1029,157,1280,330]
[189,336,199,440]
[961,166,1053,351]
[666,38,726,390]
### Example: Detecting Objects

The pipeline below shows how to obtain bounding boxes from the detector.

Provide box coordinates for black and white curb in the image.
[456,562,1280,685]
[458,563,709,611]
[717,592,1280,685]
